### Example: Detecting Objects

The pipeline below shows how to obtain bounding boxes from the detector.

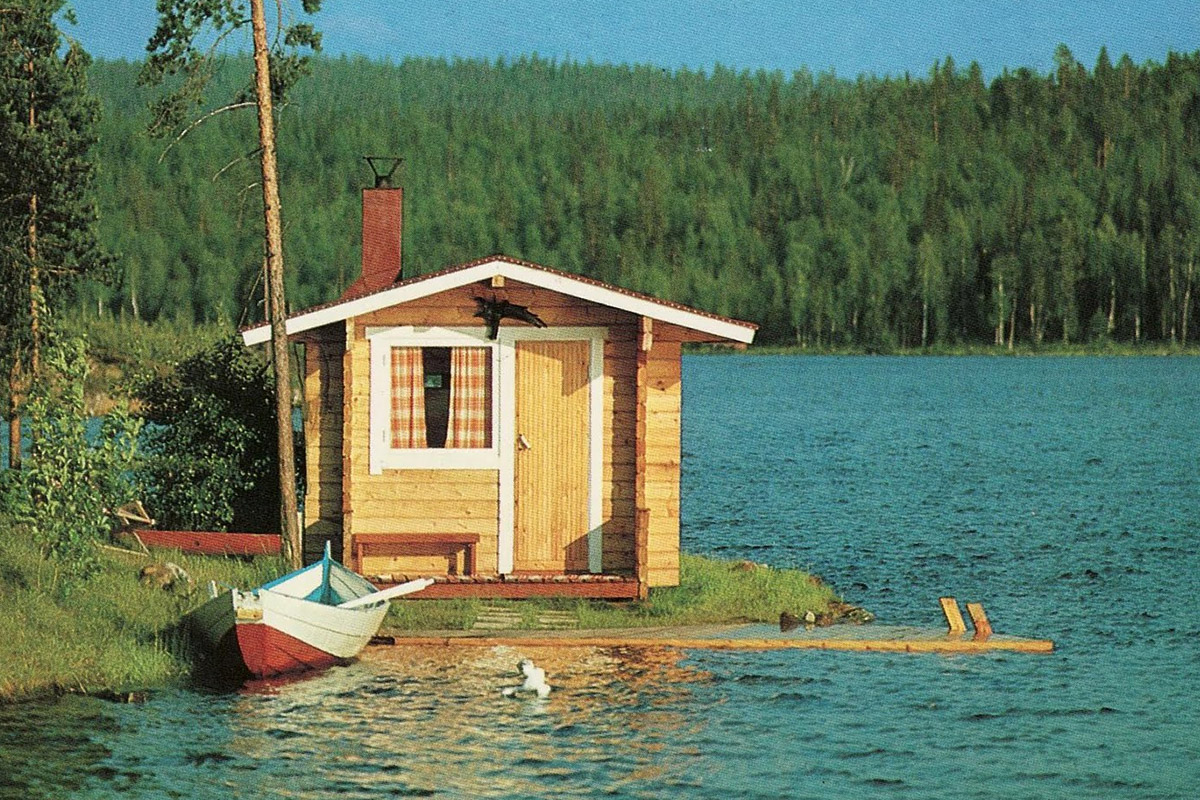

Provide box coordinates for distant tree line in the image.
[80,47,1200,347]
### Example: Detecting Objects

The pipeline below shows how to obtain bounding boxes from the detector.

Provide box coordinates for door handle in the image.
[517,434,531,451]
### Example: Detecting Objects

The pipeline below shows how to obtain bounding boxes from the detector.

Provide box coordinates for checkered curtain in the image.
[390,347,427,448]
[446,347,491,448]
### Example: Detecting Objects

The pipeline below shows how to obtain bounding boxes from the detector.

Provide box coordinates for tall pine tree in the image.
[0,1,109,468]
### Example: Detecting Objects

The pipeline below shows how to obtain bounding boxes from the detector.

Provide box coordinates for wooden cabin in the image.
[242,186,756,598]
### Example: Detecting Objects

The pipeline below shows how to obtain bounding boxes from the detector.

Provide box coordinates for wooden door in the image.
[513,340,591,572]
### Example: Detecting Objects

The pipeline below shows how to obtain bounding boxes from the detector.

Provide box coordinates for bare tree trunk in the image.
[27,56,39,379]
[8,362,21,470]
[9,55,41,469]
[921,300,929,348]
[1108,274,1117,335]
[1168,249,1178,343]
[250,0,301,569]
[995,275,1005,346]
[1007,303,1016,351]
[1183,253,1194,344]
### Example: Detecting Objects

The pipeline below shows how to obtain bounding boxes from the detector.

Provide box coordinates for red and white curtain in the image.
[446,347,491,448]
[390,347,427,448]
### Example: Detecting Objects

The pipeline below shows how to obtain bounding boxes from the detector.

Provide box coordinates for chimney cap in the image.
[364,156,404,188]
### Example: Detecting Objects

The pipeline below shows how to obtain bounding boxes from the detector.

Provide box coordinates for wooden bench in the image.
[353,533,480,576]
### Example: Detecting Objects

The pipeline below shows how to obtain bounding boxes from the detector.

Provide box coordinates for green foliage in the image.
[0,525,287,701]
[135,336,280,532]
[0,1,111,418]
[140,0,324,138]
[7,332,141,590]
[78,49,1200,348]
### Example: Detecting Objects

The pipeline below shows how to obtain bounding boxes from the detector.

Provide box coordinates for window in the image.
[369,328,498,472]
[389,346,492,449]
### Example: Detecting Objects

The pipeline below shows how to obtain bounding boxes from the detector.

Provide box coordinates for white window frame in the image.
[367,326,500,473]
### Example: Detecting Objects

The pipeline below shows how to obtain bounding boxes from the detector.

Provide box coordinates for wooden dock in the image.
[388,624,1052,655]
[383,599,1053,655]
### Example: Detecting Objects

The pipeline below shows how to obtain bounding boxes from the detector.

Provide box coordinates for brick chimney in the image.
[342,159,403,299]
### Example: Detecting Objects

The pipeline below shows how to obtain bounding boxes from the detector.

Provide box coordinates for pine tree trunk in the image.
[995,274,1005,346]
[1168,251,1178,343]
[27,56,39,379]
[1183,253,1194,344]
[250,0,301,569]
[1108,275,1116,335]
[7,363,21,470]
[29,194,39,378]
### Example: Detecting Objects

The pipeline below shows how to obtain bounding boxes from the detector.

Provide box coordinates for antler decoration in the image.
[473,296,547,339]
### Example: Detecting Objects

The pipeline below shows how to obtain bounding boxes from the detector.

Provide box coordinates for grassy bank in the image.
[0,527,283,703]
[0,530,845,701]
[383,554,845,632]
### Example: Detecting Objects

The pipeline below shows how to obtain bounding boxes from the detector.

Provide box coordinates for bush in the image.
[7,332,141,590]
[135,336,282,532]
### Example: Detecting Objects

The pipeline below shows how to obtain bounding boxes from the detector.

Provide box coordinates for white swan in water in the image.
[502,658,551,698]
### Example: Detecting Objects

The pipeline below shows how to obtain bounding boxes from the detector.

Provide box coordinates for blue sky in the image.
[66,0,1197,80]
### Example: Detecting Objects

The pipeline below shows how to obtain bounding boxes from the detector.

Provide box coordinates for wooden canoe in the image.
[134,529,282,556]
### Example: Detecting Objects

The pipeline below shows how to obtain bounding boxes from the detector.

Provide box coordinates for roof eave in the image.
[241,257,757,346]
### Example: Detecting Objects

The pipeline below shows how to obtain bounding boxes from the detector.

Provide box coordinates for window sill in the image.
[372,448,501,473]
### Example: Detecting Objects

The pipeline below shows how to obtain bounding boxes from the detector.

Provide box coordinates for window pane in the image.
[389,345,492,451]
[422,348,450,447]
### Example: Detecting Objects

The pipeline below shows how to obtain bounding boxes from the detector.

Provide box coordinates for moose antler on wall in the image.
[473,296,547,339]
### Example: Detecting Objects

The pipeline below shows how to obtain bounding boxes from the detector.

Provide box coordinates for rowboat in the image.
[186,543,432,679]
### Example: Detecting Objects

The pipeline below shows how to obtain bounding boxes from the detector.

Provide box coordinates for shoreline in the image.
[0,538,847,704]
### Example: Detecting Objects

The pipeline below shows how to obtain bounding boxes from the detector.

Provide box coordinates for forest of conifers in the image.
[83,47,1199,347]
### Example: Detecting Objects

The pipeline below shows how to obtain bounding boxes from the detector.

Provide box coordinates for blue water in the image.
[1,355,1197,799]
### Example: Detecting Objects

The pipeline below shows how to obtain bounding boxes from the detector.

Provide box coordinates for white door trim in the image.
[497,327,607,574]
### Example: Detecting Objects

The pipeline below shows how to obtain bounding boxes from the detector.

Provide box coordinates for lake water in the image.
[2,355,1198,799]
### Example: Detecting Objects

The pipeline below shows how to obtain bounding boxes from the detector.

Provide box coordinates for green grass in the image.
[383,554,842,632]
[0,528,843,701]
[0,525,284,703]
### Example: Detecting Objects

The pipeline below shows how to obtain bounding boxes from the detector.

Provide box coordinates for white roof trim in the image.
[241,259,756,345]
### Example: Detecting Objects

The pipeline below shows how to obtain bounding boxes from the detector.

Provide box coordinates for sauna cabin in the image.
[242,185,757,598]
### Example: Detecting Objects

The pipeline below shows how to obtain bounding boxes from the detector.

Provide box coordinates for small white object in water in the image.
[502,658,551,698]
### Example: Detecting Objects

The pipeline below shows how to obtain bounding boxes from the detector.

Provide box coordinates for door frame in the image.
[497,327,606,574]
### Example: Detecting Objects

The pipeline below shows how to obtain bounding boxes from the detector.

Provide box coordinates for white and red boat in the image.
[186,543,431,679]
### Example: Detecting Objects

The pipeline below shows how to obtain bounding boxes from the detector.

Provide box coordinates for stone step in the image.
[472,606,524,630]
[471,606,579,630]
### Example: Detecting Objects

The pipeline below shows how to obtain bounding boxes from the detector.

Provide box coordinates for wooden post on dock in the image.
[939,597,967,634]
[966,602,992,640]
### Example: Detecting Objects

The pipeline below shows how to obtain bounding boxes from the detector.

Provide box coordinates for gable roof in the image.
[241,254,758,345]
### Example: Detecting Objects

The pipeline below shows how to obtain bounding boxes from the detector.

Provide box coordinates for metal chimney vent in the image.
[364,156,403,188]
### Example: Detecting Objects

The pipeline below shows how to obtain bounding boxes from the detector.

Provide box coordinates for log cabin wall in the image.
[302,326,346,564]
[643,330,683,587]
[335,279,661,579]
[344,291,499,577]
[603,321,684,586]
